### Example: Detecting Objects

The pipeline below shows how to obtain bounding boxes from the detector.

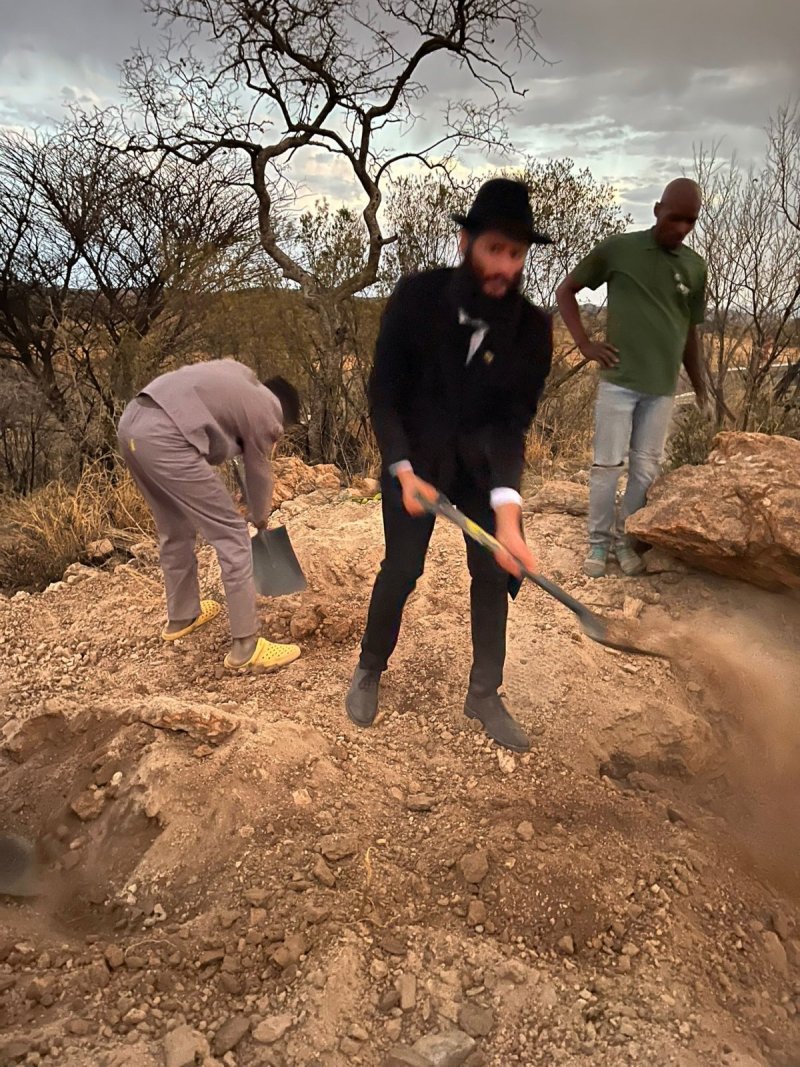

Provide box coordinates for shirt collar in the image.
[458,307,487,329]
[643,227,681,256]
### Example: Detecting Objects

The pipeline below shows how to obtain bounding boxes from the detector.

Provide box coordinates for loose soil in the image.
[1,487,800,1067]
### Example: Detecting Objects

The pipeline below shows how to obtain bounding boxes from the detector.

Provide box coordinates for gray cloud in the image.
[515,0,800,217]
[532,0,799,75]
[1,1,156,65]
[2,0,798,224]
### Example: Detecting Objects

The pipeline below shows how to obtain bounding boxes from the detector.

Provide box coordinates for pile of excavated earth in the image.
[1,436,800,1067]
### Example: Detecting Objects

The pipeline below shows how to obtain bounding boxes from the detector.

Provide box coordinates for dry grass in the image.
[527,366,596,480]
[2,360,796,592]
[0,463,153,592]
[668,386,800,469]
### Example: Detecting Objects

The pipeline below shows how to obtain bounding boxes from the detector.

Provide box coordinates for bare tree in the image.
[380,171,478,282]
[120,0,546,462]
[735,165,800,423]
[509,158,631,311]
[693,134,800,430]
[0,370,67,493]
[769,99,800,234]
[380,159,629,308]
[691,146,752,424]
[767,99,800,398]
[0,118,258,477]
[0,132,80,431]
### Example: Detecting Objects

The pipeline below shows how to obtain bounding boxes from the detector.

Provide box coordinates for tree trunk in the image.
[304,296,359,470]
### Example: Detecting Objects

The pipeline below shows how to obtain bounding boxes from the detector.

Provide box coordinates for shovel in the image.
[418,491,663,658]
[232,459,307,597]
[0,832,37,897]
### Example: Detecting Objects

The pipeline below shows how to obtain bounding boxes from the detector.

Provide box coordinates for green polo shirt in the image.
[570,228,707,396]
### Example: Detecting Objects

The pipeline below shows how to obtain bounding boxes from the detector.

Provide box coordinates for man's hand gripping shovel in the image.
[232,459,307,598]
[416,490,666,658]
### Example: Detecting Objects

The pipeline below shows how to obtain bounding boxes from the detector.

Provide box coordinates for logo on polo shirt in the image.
[674,272,689,296]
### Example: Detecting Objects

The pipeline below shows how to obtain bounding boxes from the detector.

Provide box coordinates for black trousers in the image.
[358,467,509,695]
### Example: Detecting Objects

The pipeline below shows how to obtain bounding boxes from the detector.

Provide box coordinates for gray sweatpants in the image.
[118,396,257,638]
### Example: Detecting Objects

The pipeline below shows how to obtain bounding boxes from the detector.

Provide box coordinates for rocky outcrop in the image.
[133,697,240,744]
[272,456,342,508]
[627,432,800,591]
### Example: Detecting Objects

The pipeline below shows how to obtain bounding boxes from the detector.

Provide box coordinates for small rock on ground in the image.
[212,1015,250,1056]
[458,851,489,884]
[399,972,417,1011]
[164,1025,210,1067]
[558,934,575,955]
[70,789,106,821]
[252,1014,293,1045]
[412,1029,476,1067]
[466,899,487,927]
[313,856,336,887]
[319,833,359,861]
[458,1004,494,1038]
[762,931,788,976]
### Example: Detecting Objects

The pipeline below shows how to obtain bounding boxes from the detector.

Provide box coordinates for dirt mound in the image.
[1,494,800,1066]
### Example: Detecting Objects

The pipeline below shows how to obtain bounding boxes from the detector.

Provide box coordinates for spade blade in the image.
[251,525,307,597]
[0,833,37,897]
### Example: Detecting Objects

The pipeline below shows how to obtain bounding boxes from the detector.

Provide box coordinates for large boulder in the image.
[627,432,800,591]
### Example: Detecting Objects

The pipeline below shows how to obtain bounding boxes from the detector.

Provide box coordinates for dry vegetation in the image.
[0,466,153,592]
[4,326,800,595]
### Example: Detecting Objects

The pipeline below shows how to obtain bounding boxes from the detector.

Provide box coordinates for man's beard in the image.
[464,246,524,300]
[457,245,524,322]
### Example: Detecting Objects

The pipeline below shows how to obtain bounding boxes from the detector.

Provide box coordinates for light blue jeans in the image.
[588,380,674,549]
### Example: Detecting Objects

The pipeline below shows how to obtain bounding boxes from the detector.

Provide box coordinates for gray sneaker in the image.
[614,542,645,577]
[464,691,530,752]
[583,545,608,578]
[345,667,382,727]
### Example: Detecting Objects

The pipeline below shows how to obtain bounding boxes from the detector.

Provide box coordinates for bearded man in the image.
[345,178,554,751]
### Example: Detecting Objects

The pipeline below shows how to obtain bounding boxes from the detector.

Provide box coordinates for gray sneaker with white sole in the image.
[614,542,645,576]
[583,545,608,578]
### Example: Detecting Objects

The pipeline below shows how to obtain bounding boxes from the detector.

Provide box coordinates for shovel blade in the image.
[0,833,37,897]
[578,609,667,658]
[251,525,307,598]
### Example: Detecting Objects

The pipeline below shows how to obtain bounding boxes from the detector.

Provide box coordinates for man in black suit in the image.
[346,179,553,751]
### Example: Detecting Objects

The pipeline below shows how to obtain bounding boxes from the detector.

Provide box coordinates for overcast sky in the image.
[1,0,798,225]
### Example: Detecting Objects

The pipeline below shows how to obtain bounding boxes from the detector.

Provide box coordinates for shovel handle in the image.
[231,458,267,531]
[417,491,589,620]
[231,457,248,501]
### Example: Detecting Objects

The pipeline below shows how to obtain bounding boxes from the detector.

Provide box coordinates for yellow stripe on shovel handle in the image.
[463,517,503,556]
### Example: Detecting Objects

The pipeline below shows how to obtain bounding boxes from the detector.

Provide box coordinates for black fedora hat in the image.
[452,177,552,246]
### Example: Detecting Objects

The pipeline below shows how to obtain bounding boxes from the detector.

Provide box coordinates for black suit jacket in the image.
[369,267,553,494]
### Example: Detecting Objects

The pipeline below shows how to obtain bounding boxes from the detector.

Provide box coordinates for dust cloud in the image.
[660,606,800,892]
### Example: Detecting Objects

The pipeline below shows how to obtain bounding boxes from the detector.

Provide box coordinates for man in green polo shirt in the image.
[556,178,708,577]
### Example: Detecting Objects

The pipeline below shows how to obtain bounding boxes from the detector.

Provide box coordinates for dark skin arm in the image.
[559,279,715,416]
[555,275,619,369]
[682,326,708,410]
[683,328,736,420]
